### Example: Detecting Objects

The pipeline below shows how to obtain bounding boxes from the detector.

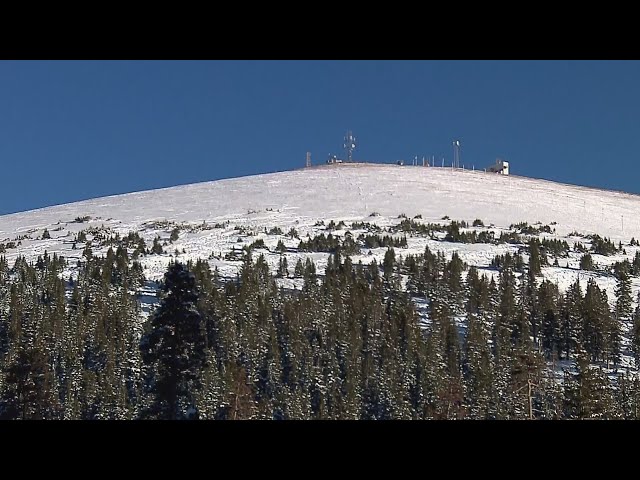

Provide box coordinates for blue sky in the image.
[1,60,639,215]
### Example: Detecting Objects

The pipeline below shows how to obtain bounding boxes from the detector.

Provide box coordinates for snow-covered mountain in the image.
[2,163,639,287]
[3,162,640,370]
[3,163,639,241]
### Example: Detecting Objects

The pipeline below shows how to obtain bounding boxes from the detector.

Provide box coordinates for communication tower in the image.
[453,140,461,169]
[343,131,356,162]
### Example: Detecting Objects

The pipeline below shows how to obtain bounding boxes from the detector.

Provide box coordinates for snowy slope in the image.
[1,163,640,294]
[2,164,638,242]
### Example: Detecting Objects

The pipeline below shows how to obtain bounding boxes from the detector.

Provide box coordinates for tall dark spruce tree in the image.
[633,292,640,366]
[615,264,633,324]
[140,262,207,419]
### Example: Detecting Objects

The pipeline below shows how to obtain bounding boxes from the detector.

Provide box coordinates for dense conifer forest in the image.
[1,231,640,420]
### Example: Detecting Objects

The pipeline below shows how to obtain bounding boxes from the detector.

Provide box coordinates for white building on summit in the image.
[486,158,509,175]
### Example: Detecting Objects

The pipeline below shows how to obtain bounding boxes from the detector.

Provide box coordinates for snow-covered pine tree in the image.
[140,261,207,419]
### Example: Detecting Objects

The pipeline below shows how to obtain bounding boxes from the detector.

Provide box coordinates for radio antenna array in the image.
[343,130,356,162]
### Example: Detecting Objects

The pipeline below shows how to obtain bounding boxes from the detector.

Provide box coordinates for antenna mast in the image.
[453,140,460,169]
[343,130,356,162]
[306,151,311,168]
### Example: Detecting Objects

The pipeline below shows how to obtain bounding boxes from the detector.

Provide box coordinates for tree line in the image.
[1,237,640,419]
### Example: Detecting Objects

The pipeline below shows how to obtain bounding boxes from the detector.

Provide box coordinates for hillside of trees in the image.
[1,238,640,419]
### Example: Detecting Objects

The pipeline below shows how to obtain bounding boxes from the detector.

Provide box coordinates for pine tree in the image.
[615,265,633,323]
[383,247,395,279]
[579,253,594,271]
[528,238,542,276]
[494,260,517,359]
[560,278,583,360]
[0,345,61,419]
[140,262,207,419]
[466,267,490,316]
[463,312,495,418]
[614,371,639,419]
[151,237,164,255]
[294,258,304,277]
[564,349,617,419]
[443,252,464,310]
[276,256,288,278]
[582,279,605,362]
[538,280,560,359]
[632,296,640,367]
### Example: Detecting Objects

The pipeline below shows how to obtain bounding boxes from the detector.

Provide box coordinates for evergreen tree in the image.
[538,280,560,359]
[443,252,464,310]
[579,253,594,271]
[582,279,605,362]
[560,279,583,360]
[564,349,617,419]
[140,262,207,419]
[294,258,304,277]
[0,345,61,419]
[528,238,542,276]
[151,237,164,255]
[383,247,395,279]
[276,256,288,278]
[632,295,640,367]
[463,313,495,418]
[615,265,633,323]
[614,371,640,420]
[466,267,490,316]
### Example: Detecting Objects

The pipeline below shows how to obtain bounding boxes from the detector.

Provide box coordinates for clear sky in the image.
[1,60,639,215]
